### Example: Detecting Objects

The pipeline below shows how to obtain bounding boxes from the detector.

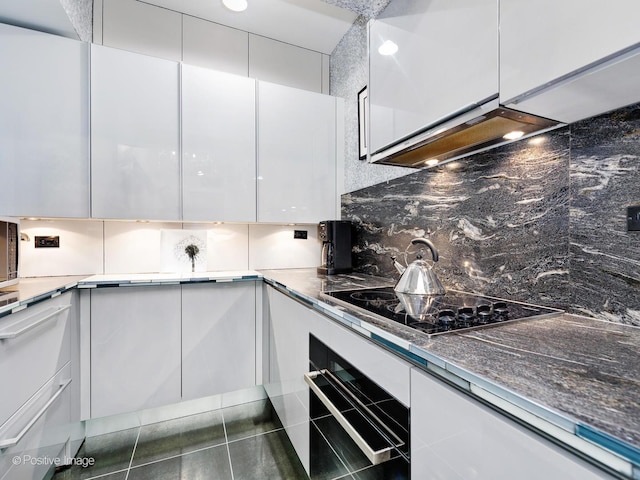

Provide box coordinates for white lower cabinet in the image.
[89,282,259,418]
[264,286,323,474]
[181,282,256,401]
[90,286,182,418]
[410,368,613,479]
[0,291,82,480]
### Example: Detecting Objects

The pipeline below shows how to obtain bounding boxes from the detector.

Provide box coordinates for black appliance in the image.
[306,334,409,478]
[322,287,562,337]
[317,220,352,275]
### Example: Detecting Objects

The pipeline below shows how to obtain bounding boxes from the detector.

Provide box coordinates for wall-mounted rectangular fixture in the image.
[371,101,563,169]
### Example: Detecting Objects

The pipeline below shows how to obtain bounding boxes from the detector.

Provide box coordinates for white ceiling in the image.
[138,0,359,54]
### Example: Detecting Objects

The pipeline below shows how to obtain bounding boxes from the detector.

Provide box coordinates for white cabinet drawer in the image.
[312,314,412,407]
[0,294,72,425]
[0,364,72,480]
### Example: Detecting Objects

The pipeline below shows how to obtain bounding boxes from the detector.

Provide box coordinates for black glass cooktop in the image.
[322,287,563,337]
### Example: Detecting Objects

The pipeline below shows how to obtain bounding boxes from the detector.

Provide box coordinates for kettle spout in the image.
[391,256,406,275]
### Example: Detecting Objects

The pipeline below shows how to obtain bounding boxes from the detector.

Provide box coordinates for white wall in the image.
[19,220,321,276]
[93,0,330,94]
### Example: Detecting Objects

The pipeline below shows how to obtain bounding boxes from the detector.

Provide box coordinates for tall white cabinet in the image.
[181,65,257,222]
[257,81,338,223]
[91,44,180,220]
[0,23,89,218]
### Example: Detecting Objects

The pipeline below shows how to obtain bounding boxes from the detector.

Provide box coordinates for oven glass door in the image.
[308,334,410,478]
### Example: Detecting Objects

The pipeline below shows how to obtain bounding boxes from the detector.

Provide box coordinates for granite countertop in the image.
[3,269,638,477]
[260,268,640,478]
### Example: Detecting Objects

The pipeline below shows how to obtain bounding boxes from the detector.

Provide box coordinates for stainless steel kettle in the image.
[391,238,446,296]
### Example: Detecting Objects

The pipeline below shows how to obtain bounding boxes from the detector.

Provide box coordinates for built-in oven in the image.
[305,334,410,479]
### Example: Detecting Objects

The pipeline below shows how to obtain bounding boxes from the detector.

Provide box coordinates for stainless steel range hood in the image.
[370,99,563,168]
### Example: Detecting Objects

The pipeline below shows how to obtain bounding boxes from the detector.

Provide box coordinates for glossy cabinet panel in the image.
[265,286,317,474]
[249,34,323,93]
[0,23,89,218]
[90,286,181,418]
[410,368,613,479]
[369,0,498,154]
[101,0,182,62]
[182,16,248,76]
[182,65,256,222]
[257,82,337,223]
[181,282,257,401]
[91,44,180,220]
[0,365,71,480]
[0,293,71,426]
[500,0,640,104]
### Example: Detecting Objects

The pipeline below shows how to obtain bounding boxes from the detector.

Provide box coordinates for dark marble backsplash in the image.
[342,104,640,325]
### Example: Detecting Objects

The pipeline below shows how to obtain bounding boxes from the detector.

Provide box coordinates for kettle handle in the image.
[411,238,439,262]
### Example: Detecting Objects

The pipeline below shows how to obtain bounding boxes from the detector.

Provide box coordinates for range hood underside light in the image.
[375,108,562,168]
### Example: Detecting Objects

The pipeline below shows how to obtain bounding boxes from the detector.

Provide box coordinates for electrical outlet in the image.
[35,236,60,248]
[627,206,640,231]
[294,230,308,239]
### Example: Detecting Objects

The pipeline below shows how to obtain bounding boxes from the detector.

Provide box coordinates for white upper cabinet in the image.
[0,23,89,218]
[257,81,337,223]
[500,0,640,123]
[181,65,256,222]
[100,0,182,62]
[182,16,249,76]
[368,0,498,154]
[500,0,640,104]
[91,44,180,220]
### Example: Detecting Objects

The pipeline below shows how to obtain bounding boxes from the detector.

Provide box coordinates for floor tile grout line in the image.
[125,441,228,471]
[225,425,285,445]
[123,426,141,480]
[221,409,235,480]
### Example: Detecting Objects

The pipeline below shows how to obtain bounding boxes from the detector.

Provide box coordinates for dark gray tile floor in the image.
[53,399,308,480]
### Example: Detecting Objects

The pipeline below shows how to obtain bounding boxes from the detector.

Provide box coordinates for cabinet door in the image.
[0,292,71,426]
[90,286,181,418]
[0,24,89,218]
[368,0,498,154]
[410,368,613,479]
[264,286,326,474]
[500,0,640,104]
[257,82,337,223]
[182,65,256,222]
[181,282,256,401]
[91,44,180,220]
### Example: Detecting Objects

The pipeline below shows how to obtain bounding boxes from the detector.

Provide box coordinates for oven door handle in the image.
[304,369,394,466]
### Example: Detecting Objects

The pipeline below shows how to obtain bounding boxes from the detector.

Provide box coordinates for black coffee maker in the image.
[317,220,352,275]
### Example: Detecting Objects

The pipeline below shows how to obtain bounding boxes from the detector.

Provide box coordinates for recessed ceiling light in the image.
[424,159,439,166]
[378,40,398,56]
[222,0,247,12]
[503,130,525,140]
